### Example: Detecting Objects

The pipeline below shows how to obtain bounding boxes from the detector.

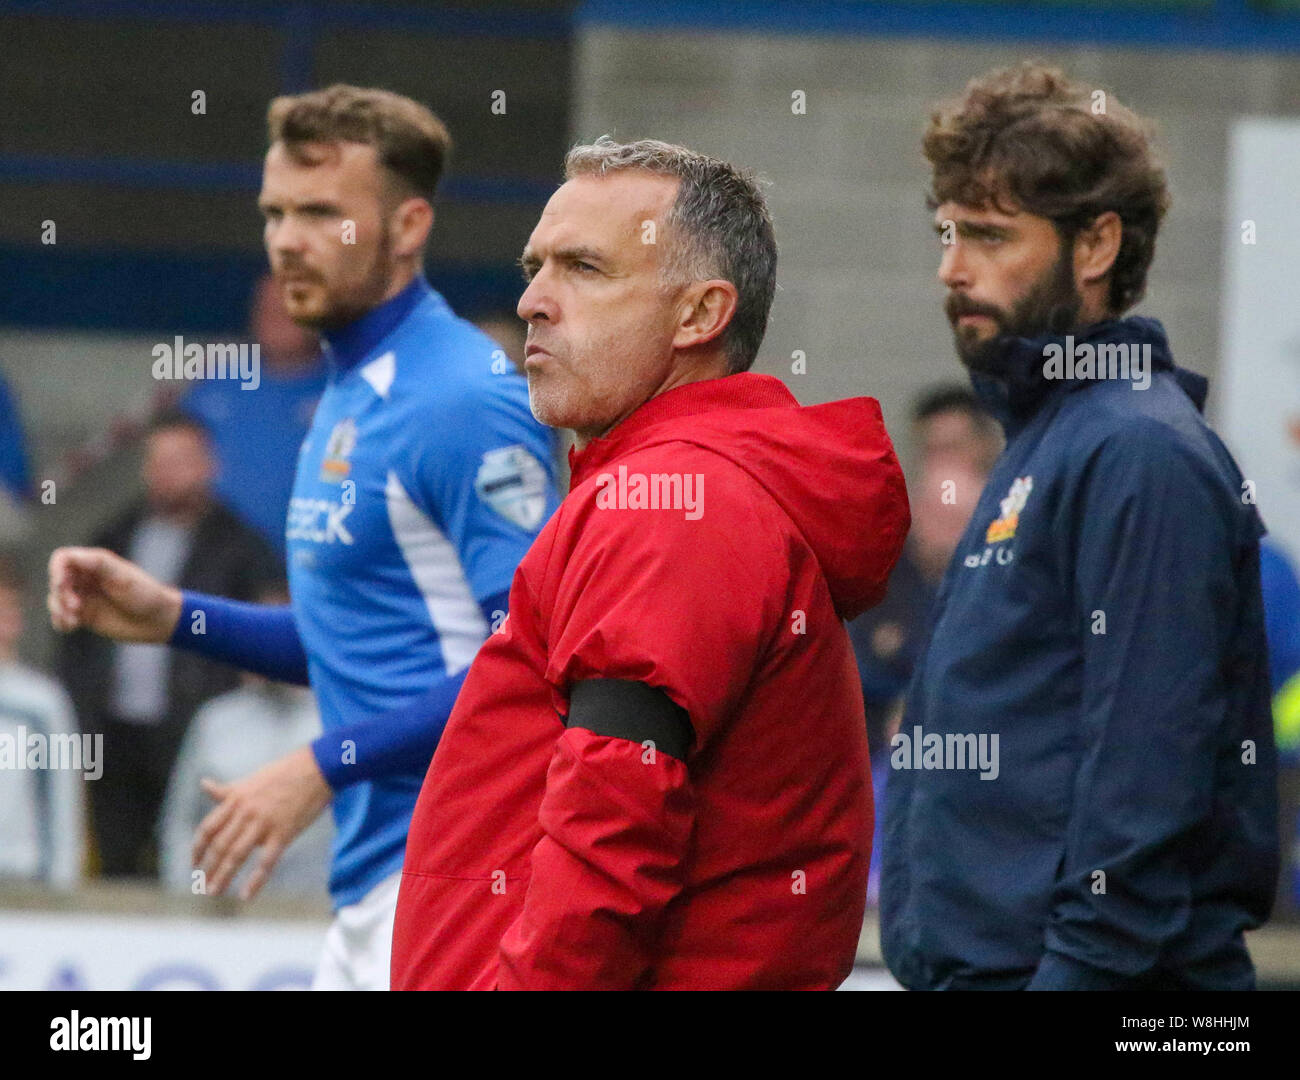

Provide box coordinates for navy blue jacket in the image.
[880,317,1278,990]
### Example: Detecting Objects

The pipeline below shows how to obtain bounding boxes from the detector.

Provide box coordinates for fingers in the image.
[193,772,304,901]
[51,546,108,587]
[48,547,178,643]
[205,816,264,896]
[47,588,78,632]
[240,840,287,902]
[193,786,237,870]
[47,548,84,630]
[47,547,111,631]
[48,548,67,596]
[195,778,275,897]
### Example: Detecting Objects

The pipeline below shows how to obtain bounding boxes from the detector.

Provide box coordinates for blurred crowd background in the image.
[2,0,1300,988]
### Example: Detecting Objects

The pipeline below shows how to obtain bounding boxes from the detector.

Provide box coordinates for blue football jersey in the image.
[287,276,558,907]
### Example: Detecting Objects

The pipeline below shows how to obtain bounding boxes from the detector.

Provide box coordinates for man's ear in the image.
[1074,210,1123,288]
[391,197,434,258]
[673,279,739,353]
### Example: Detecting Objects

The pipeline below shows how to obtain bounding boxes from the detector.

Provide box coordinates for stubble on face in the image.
[526,352,622,433]
[261,141,402,333]
[308,217,396,332]
[519,173,682,440]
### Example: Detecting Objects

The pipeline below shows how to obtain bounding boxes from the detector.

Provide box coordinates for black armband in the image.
[565,679,694,763]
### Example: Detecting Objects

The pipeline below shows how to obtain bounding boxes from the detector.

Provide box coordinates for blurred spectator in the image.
[910,382,1003,476]
[0,552,84,889]
[472,308,527,373]
[160,590,331,899]
[0,367,35,544]
[851,386,1000,908]
[1260,536,1300,914]
[0,366,33,502]
[180,274,326,555]
[848,385,1001,757]
[1262,536,1300,760]
[58,410,283,879]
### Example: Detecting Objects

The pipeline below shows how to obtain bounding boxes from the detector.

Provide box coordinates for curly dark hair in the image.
[923,61,1170,315]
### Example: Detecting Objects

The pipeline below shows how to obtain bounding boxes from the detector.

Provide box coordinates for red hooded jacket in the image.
[391,372,909,990]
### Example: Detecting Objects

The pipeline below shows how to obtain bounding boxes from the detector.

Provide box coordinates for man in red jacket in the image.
[392,136,910,990]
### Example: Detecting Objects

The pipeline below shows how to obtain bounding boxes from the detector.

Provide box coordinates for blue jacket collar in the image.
[968,315,1200,437]
[321,274,432,374]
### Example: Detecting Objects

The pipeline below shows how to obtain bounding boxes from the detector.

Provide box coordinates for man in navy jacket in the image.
[880,62,1278,990]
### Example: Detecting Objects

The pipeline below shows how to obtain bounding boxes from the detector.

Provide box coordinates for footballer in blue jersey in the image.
[48,85,558,990]
[287,272,556,909]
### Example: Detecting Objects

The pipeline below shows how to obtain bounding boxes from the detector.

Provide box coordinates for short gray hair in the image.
[564,136,777,374]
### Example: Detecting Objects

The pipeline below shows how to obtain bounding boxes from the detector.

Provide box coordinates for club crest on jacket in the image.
[986,475,1033,544]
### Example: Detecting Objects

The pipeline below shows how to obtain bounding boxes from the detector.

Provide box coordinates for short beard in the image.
[949,244,1082,377]
[299,222,398,332]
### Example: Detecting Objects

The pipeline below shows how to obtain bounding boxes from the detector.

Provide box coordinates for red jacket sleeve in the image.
[496,727,695,989]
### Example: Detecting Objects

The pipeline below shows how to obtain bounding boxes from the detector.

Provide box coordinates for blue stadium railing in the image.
[578,0,1300,52]
[7,0,1300,334]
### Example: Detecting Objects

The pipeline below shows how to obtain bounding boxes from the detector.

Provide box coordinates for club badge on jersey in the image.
[474,445,550,531]
[320,418,358,484]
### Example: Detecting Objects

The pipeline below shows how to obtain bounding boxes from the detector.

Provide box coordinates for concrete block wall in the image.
[573,27,1300,468]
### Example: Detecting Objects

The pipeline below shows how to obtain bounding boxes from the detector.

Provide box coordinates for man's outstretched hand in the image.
[193,747,333,901]
[47,546,183,642]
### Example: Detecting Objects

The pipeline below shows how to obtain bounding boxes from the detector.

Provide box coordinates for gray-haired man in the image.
[392,137,910,989]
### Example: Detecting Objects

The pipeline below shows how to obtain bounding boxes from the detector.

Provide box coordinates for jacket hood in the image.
[568,372,910,621]
[968,316,1202,436]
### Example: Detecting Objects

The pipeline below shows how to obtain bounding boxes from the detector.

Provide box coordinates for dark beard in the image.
[947,246,1082,377]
